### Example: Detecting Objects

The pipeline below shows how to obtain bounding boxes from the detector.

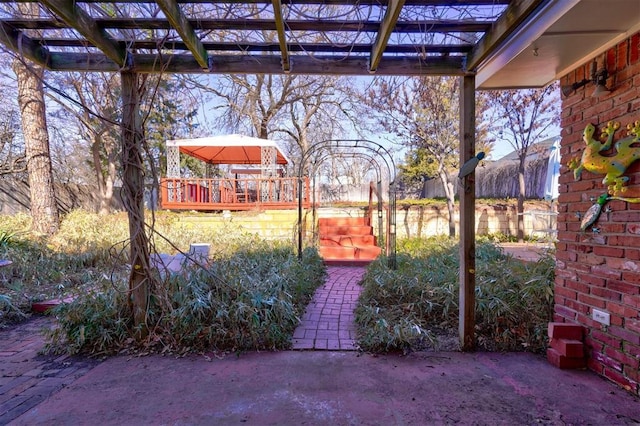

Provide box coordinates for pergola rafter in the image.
[40,0,128,67]
[369,0,405,73]
[0,18,494,34]
[271,0,290,72]
[466,0,547,70]
[155,0,210,70]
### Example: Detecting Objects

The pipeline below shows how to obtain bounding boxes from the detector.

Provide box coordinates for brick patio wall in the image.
[557,31,640,394]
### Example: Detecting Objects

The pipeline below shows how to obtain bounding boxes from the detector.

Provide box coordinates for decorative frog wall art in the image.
[568,121,640,195]
[569,120,640,233]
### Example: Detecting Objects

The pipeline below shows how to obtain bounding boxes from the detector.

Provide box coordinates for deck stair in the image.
[318,217,382,266]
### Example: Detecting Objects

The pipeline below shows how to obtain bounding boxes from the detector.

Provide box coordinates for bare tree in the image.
[50,72,122,214]
[191,73,362,172]
[0,103,25,176]
[43,72,201,213]
[365,76,491,237]
[12,57,59,235]
[278,76,362,170]
[485,83,560,241]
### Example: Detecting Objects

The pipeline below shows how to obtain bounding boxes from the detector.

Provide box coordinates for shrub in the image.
[355,237,554,353]
[0,209,323,342]
[46,243,325,355]
[0,213,116,328]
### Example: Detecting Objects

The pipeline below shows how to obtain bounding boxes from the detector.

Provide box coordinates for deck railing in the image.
[160,176,311,211]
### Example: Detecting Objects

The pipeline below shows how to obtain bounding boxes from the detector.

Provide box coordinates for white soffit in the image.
[477,0,640,90]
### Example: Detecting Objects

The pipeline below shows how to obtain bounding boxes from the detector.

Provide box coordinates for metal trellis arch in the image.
[296,139,397,269]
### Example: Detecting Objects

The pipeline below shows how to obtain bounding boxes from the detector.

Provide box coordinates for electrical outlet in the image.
[592,309,610,326]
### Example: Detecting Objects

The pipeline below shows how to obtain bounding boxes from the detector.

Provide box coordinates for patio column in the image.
[459,75,476,351]
[121,71,151,337]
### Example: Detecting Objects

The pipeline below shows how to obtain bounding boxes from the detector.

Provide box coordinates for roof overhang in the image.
[167,134,290,165]
[477,0,640,89]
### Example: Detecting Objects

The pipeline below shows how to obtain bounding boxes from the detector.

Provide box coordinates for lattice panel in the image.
[261,146,277,201]
[261,146,277,177]
[166,145,180,178]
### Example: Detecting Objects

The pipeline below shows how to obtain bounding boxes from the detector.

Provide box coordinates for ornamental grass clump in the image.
[355,237,554,353]
[46,243,325,355]
[0,213,114,328]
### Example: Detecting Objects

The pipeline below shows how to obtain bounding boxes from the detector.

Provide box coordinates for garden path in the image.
[292,266,365,350]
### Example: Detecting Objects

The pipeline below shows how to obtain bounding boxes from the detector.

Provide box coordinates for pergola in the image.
[0,0,637,347]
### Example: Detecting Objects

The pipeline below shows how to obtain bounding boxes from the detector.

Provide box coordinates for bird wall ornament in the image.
[458,152,485,179]
[576,193,640,233]
[580,193,609,232]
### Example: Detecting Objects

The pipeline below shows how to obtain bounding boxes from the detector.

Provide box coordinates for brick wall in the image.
[557,32,640,394]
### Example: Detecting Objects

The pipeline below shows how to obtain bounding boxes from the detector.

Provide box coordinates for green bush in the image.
[46,243,325,355]
[0,213,116,328]
[355,237,554,353]
[0,209,324,344]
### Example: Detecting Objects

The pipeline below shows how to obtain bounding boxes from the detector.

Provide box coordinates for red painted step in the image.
[317,216,381,265]
[318,217,370,227]
[319,235,376,247]
[318,225,374,236]
[319,245,381,259]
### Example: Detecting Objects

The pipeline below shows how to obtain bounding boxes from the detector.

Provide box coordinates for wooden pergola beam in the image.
[0,0,510,5]
[0,22,50,67]
[459,75,476,351]
[465,0,547,71]
[35,38,474,54]
[3,18,492,34]
[369,0,405,73]
[155,0,210,70]
[47,52,470,75]
[40,0,127,67]
[271,0,290,72]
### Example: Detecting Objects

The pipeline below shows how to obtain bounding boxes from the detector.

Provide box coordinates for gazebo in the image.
[161,134,309,210]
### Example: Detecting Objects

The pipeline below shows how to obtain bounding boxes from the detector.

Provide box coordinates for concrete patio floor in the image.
[6,343,640,425]
[1,263,639,424]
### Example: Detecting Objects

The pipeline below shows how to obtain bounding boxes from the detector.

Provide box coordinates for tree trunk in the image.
[121,71,151,337]
[439,170,456,237]
[517,157,526,242]
[12,59,59,235]
[91,135,116,215]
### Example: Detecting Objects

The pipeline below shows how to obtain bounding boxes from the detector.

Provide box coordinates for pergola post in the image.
[121,71,150,336]
[459,75,476,351]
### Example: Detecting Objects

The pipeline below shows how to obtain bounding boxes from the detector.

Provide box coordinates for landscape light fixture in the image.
[561,58,611,98]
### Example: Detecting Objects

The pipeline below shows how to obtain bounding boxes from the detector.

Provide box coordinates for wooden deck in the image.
[160,176,311,211]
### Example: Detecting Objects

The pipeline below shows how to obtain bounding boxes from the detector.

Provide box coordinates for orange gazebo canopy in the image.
[167,134,289,165]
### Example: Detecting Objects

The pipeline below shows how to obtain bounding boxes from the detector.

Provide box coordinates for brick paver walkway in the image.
[0,316,99,424]
[292,266,366,351]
